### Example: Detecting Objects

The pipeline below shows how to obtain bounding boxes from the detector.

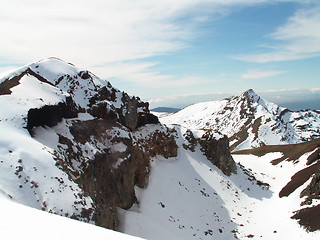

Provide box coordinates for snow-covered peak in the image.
[160,89,320,150]
[0,58,156,131]
[30,58,79,81]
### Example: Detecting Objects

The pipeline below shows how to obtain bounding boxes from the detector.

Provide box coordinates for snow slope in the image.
[0,196,142,240]
[160,89,320,150]
[123,125,320,239]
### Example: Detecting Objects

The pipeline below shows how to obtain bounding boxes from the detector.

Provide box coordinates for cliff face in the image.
[199,131,237,176]
[182,129,237,176]
[68,120,178,229]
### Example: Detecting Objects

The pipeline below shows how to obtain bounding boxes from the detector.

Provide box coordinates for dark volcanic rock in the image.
[27,97,78,133]
[183,129,197,152]
[291,204,320,232]
[88,87,159,130]
[279,161,320,198]
[54,118,178,230]
[89,101,118,121]
[199,131,237,176]
[300,164,320,205]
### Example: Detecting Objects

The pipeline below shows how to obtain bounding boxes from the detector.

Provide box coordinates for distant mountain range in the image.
[151,107,181,113]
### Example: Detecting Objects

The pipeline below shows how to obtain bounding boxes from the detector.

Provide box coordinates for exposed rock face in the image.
[182,129,237,176]
[52,118,178,230]
[88,86,159,131]
[291,204,320,232]
[182,129,197,152]
[199,131,237,176]
[301,165,320,205]
[27,97,79,133]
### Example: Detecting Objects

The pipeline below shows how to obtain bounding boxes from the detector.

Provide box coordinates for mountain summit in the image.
[161,89,320,150]
[0,57,158,131]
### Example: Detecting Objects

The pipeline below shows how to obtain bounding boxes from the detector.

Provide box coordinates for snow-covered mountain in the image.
[160,89,320,150]
[1,59,320,239]
[0,57,176,230]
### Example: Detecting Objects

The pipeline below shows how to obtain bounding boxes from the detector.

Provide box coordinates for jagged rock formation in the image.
[182,129,237,176]
[60,119,178,229]
[301,166,320,205]
[199,131,237,176]
[160,89,320,151]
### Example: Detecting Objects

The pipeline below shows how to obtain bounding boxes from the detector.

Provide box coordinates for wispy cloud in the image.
[258,88,320,102]
[92,62,212,88]
[0,0,232,88]
[0,0,196,66]
[232,4,320,63]
[241,70,286,79]
[148,92,231,108]
[311,88,320,93]
[0,0,316,91]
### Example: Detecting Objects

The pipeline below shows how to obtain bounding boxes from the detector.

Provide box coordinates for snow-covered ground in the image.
[0,196,142,240]
[123,125,320,240]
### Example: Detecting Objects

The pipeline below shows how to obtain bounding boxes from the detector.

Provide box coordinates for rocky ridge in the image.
[160,89,320,151]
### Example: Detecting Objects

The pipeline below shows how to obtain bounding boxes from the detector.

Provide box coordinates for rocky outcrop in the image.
[199,131,237,176]
[88,86,159,131]
[53,118,178,230]
[182,129,237,176]
[300,165,320,205]
[291,204,320,232]
[27,97,79,134]
[182,129,197,152]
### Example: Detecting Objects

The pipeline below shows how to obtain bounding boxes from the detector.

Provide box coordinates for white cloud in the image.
[0,0,315,89]
[241,70,286,79]
[0,0,231,88]
[232,4,320,63]
[311,88,320,93]
[147,92,231,108]
[0,0,202,66]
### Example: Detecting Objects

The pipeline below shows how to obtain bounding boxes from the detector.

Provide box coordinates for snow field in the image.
[0,196,142,240]
[123,125,320,239]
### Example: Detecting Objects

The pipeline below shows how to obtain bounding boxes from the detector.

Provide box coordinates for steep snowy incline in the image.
[160,89,320,150]
[0,196,142,240]
[123,125,320,240]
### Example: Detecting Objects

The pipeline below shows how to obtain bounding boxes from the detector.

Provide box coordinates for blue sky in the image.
[0,0,319,110]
